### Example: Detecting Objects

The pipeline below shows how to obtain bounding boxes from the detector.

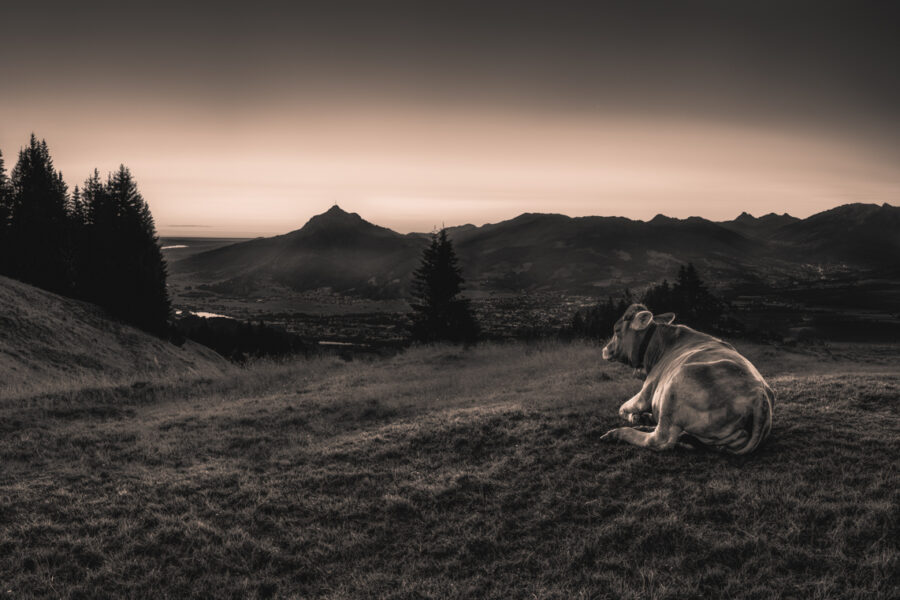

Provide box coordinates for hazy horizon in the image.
[154,200,897,240]
[3,1,898,237]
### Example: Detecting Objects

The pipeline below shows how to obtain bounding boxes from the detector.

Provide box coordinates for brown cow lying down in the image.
[600,304,774,454]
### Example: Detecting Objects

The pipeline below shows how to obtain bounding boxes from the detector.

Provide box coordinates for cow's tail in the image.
[730,386,774,455]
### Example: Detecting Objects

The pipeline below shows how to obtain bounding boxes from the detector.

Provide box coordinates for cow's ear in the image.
[630,310,654,331]
[655,312,676,325]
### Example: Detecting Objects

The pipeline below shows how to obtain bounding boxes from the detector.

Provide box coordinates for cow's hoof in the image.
[599,429,619,442]
[636,412,655,426]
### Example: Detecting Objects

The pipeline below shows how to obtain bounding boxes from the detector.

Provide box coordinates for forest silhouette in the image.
[572,263,728,339]
[0,135,170,336]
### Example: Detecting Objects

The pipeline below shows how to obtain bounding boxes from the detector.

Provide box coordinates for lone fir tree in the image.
[6,135,72,293]
[408,228,479,344]
[0,149,10,270]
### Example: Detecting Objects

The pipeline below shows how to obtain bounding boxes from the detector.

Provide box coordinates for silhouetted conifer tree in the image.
[6,135,73,293]
[0,149,11,273]
[0,149,8,193]
[78,170,106,298]
[408,228,479,344]
[68,185,85,225]
[65,184,87,285]
[82,166,171,335]
[80,169,105,224]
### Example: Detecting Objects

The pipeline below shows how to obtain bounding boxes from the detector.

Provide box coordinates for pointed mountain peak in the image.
[285,205,402,247]
[303,205,365,228]
[324,204,350,216]
[734,211,756,222]
[318,204,359,220]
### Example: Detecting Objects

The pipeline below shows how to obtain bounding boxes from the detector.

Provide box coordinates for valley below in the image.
[164,247,900,352]
[161,203,900,349]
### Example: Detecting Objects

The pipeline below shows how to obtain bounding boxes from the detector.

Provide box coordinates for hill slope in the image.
[177,206,423,297]
[0,275,229,399]
[451,212,761,292]
[772,202,900,268]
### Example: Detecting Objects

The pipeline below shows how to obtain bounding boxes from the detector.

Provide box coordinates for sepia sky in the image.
[1,1,898,237]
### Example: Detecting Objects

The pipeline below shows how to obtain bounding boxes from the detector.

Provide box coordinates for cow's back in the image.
[651,329,774,454]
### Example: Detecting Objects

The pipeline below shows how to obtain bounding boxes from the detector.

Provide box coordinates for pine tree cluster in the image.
[573,263,727,338]
[0,135,171,336]
[640,263,725,331]
[176,315,307,362]
[571,289,637,341]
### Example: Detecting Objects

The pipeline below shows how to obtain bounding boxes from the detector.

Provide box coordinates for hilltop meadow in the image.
[1,340,897,599]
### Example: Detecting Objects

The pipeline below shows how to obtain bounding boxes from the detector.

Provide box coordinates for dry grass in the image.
[0,275,230,401]
[1,341,898,599]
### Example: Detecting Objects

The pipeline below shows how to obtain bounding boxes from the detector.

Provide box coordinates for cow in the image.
[599,304,774,454]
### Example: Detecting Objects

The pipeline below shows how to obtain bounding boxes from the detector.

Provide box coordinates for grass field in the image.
[1,341,897,599]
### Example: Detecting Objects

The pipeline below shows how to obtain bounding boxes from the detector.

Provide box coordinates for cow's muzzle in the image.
[601,344,613,361]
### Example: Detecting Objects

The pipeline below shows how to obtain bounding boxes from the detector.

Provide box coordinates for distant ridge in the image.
[171,203,900,298]
[719,211,800,238]
[772,202,900,265]
[178,205,423,297]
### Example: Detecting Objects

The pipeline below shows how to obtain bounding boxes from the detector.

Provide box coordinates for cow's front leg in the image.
[600,420,683,451]
[617,382,653,424]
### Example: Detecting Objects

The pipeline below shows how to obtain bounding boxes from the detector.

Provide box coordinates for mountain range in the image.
[171,203,900,299]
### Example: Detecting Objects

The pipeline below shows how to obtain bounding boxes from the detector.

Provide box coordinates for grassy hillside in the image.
[0,275,230,400]
[1,341,897,598]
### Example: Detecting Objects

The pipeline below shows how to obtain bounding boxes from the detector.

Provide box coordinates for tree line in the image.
[407,237,733,346]
[572,263,730,339]
[0,135,170,335]
[176,315,308,362]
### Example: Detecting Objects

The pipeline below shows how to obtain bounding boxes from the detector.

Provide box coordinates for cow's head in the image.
[601,303,675,367]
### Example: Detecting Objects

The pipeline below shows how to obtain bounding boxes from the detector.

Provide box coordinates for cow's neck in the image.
[633,323,657,369]
[641,326,668,372]
[641,324,694,372]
